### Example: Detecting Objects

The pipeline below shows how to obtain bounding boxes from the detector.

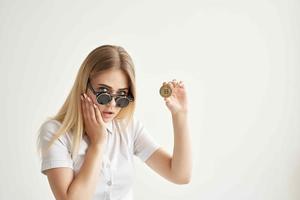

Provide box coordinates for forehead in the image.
[91,68,129,90]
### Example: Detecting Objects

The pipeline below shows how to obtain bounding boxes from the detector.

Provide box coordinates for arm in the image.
[146,80,192,184]
[44,93,107,200]
[45,144,104,200]
[146,112,191,184]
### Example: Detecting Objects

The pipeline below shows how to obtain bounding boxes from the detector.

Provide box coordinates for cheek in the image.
[95,103,106,112]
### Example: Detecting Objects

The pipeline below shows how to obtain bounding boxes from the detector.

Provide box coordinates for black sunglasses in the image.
[87,80,134,108]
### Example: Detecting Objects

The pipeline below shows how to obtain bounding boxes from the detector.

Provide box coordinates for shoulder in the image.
[39,119,62,139]
[40,119,62,130]
[38,119,71,147]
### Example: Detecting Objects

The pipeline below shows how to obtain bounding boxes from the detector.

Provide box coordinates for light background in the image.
[0,0,299,199]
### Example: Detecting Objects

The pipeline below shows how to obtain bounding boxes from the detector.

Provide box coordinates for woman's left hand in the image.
[162,79,188,115]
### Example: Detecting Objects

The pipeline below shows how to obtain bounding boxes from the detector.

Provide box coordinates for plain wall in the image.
[0,0,299,199]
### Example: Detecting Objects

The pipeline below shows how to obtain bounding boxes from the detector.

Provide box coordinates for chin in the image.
[103,119,110,123]
[102,116,115,123]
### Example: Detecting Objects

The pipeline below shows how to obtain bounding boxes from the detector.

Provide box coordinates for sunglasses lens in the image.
[97,94,112,105]
[116,97,130,108]
[96,93,131,108]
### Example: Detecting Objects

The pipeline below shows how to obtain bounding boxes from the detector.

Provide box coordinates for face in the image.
[87,68,130,123]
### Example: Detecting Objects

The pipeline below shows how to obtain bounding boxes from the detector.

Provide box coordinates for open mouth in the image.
[103,111,114,114]
[102,111,114,118]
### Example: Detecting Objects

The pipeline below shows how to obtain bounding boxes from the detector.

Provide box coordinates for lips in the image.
[103,111,114,114]
[102,111,115,118]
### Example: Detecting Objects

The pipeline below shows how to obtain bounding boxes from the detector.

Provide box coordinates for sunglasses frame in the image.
[87,80,134,108]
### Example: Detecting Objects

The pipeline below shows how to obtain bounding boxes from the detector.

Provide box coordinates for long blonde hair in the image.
[37,45,136,159]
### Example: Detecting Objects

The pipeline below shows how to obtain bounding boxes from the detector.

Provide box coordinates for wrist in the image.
[171,110,188,118]
[89,142,105,153]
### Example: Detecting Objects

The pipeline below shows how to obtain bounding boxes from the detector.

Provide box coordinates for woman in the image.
[37,45,192,200]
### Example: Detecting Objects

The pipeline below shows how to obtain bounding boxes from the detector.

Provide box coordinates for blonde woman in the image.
[37,45,192,200]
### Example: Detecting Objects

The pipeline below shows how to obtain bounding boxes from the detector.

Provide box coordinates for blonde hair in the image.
[37,45,136,159]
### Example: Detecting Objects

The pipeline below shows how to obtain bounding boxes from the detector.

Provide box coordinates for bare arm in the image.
[44,93,107,200]
[45,144,104,200]
[146,80,192,184]
[146,112,192,184]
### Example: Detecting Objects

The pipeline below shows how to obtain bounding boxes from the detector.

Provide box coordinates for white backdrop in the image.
[0,0,299,199]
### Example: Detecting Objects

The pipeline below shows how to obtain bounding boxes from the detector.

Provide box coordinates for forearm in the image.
[171,112,192,182]
[67,144,104,200]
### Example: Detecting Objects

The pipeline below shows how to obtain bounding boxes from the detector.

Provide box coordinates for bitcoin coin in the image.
[159,84,172,98]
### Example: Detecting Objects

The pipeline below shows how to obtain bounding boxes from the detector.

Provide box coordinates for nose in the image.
[107,96,117,107]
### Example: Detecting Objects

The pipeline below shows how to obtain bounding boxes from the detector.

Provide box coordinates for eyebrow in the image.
[97,84,129,91]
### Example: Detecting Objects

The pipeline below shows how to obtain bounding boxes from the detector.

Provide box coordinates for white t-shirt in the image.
[39,117,160,200]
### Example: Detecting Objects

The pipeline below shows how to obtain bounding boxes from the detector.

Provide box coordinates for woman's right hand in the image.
[81,93,107,147]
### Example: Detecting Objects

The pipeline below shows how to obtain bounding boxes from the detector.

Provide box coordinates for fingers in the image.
[170,79,177,88]
[81,93,97,124]
[93,103,104,124]
[86,94,97,122]
[163,79,184,89]
[178,80,185,88]
[81,95,87,120]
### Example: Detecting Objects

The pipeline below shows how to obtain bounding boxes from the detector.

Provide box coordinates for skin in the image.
[87,68,129,125]
[44,68,192,200]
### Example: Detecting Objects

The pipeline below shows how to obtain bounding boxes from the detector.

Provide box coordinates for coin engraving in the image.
[159,85,172,97]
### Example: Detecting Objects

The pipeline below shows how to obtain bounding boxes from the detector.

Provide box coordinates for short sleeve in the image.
[38,120,73,175]
[132,118,160,162]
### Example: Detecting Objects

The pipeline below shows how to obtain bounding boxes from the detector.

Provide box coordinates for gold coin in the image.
[159,85,172,97]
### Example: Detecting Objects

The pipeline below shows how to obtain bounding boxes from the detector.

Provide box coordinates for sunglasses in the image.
[87,80,134,108]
